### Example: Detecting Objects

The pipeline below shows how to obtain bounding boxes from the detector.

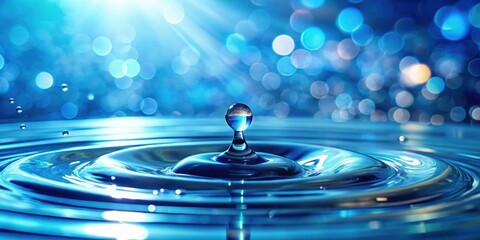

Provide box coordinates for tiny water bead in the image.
[8,98,14,104]
[19,123,26,130]
[171,103,304,179]
[61,83,68,92]
[16,106,23,113]
[61,130,69,136]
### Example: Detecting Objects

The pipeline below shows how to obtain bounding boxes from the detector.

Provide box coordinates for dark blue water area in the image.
[0,117,479,239]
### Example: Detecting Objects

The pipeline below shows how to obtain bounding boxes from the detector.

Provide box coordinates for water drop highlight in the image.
[16,106,23,113]
[61,83,69,92]
[62,130,69,136]
[8,98,14,104]
[19,123,26,130]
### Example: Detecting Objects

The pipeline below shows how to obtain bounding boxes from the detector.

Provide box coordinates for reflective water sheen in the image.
[0,117,479,239]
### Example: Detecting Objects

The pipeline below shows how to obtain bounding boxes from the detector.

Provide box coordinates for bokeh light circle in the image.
[272,35,295,56]
[35,72,54,90]
[301,27,325,50]
[92,36,112,56]
[163,2,185,24]
[351,24,374,46]
[426,77,445,94]
[336,8,363,33]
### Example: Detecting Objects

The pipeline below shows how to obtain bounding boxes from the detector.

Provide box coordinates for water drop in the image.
[171,103,304,180]
[152,190,159,195]
[20,123,26,130]
[399,135,407,142]
[175,189,182,195]
[8,98,14,104]
[16,106,23,113]
[61,83,69,92]
[225,103,253,132]
[110,176,115,180]
[62,130,69,136]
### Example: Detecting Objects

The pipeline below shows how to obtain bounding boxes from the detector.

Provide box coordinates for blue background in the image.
[0,0,479,125]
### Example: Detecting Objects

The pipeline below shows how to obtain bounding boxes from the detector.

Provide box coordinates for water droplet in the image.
[20,124,26,130]
[399,135,407,142]
[16,106,23,113]
[148,204,156,212]
[175,189,182,195]
[110,176,115,180]
[152,190,159,195]
[8,98,14,104]
[61,83,69,92]
[160,188,165,193]
[226,103,253,131]
[62,130,69,136]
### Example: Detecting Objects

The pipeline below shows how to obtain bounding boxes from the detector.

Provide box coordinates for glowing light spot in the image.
[310,81,329,99]
[147,204,156,212]
[358,99,375,115]
[226,33,246,54]
[109,60,125,78]
[337,39,360,60]
[35,72,54,89]
[470,107,480,120]
[290,10,313,32]
[171,56,190,75]
[351,24,373,46]
[393,108,410,123]
[61,102,78,119]
[301,0,324,8]
[468,58,480,77]
[469,4,480,28]
[442,13,469,40]
[395,90,414,108]
[276,56,297,76]
[139,62,157,80]
[82,223,148,239]
[290,49,312,69]
[376,197,388,202]
[431,114,444,125]
[435,7,469,41]
[336,8,363,33]
[163,2,185,24]
[9,25,29,46]
[92,36,112,56]
[140,97,158,115]
[450,106,466,122]
[401,64,431,86]
[301,27,325,50]
[115,77,133,90]
[379,31,404,54]
[272,35,295,56]
[399,56,419,71]
[426,77,445,94]
[122,59,141,78]
[262,72,281,90]
[249,62,268,81]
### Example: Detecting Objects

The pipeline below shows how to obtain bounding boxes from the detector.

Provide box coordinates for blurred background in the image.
[0,0,479,124]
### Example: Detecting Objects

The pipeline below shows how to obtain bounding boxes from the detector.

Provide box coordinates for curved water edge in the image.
[0,117,479,239]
